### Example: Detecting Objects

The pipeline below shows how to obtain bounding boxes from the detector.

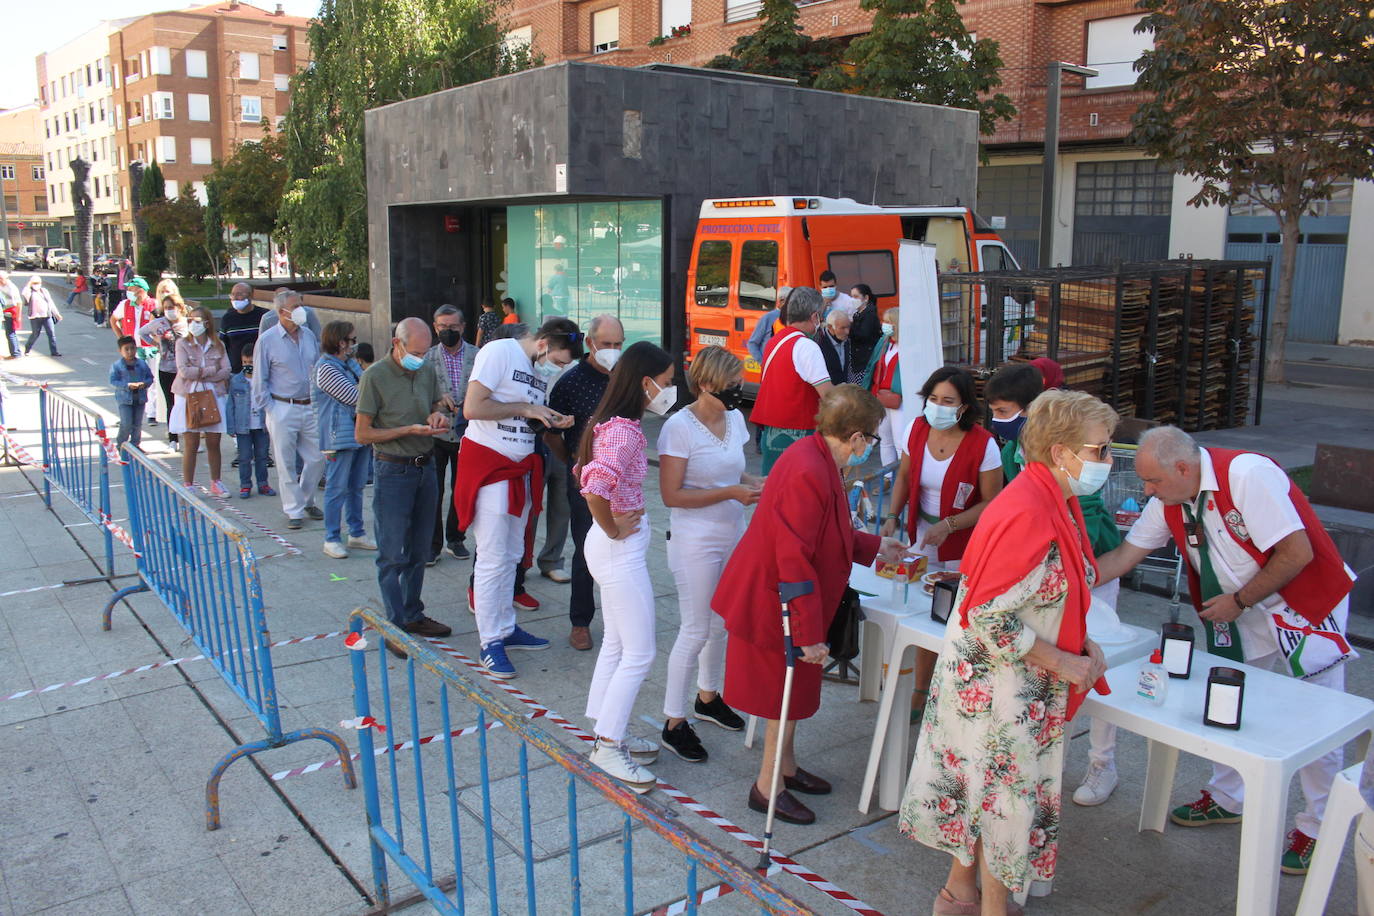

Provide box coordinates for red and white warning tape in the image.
[99,510,141,556]
[645,865,784,916]
[420,637,885,916]
[191,482,303,557]
[92,425,126,465]
[269,718,515,782]
[0,424,44,469]
[0,369,45,388]
[0,628,346,703]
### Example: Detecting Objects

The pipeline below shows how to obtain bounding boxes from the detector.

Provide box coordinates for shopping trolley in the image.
[1105,444,1185,615]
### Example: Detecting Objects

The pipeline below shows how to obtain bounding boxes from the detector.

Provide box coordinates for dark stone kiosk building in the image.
[363,61,978,357]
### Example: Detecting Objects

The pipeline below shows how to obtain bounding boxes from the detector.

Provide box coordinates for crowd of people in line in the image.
[30,267,1362,912]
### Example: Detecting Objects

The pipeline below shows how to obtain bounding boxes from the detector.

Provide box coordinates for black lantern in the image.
[1204,667,1246,729]
[930,578,958,625]
[1160,622,1195,679]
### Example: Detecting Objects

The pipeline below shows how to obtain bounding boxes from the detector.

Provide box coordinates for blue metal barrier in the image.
[38,386,116,577]
[847,460,901,535]
[347,608,811,916]
[102,444,356,829]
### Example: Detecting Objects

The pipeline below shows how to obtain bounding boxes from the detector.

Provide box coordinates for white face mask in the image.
[231,298,251,312]
[188,320,206,337]
[592,347,620,372]
[923,401,961,430]
[290,306,308,326]
[1062,450,1112,497]
[535,354,564,380]
[881,322,894,336]
[645,379,677,416]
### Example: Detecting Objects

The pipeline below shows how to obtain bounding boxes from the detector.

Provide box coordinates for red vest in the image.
[752,329,821,430]
[905,419,992,562]
[1163,448,1352,625]
[871,344,899,394]
[116,300,156,339]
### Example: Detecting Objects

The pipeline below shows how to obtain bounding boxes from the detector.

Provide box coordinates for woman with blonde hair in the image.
[171,305,231,495]
[657,346,763,762]
[154,278,180,304]
[899,389,1116,915]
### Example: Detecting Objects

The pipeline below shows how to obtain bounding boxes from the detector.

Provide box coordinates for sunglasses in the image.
[1080,443,1112,461]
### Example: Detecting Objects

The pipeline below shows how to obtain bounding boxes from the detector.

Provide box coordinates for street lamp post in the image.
[1038,61,1100,269]
[0,163,11,266]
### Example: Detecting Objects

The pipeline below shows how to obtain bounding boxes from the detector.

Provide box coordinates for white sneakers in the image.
[619,734,659,763]
[1072,762,1119,806]
[322,541,349,559]
[589,738,657,794]
[347,535,378,551]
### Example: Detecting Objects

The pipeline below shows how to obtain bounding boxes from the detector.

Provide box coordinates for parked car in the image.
[15,246,44,269]
[47,249,76,270]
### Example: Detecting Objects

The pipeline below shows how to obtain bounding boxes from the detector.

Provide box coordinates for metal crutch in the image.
[758,579,815,870]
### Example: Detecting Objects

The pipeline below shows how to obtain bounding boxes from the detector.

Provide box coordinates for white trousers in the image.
[663,527,738,719]
[1084,578,1121,769]
[877,407,901,467]
[1206,650,1346,837]
[471,478,528,648]
[144,356,160,419]
[264,400,324,519]
[1357,810,1374,916]
[584,522,655,742]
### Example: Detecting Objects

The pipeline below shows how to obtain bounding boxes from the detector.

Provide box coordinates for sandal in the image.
[932,887,978,916]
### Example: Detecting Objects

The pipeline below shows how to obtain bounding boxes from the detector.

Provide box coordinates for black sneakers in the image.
[694,694,745,731]
[662,720,707,762]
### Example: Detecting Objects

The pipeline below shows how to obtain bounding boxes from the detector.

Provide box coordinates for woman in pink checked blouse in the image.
[576,341,677,794]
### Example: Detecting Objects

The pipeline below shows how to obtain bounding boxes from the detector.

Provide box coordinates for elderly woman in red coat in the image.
[713,384,907,826]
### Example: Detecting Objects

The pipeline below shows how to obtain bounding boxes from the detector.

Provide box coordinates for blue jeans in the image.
[236,429,270,489]
[4,316,20,357]
[24,317,58,355]
[116,401,145,448]
[373,457,437,625]
[324,446,369,542]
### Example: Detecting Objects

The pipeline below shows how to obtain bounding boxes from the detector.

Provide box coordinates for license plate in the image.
[696,332,727,348]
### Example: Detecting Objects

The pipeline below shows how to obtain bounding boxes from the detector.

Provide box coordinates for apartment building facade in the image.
[0,106,51,252]
[502,0,1373,345]
[36,1,310,259]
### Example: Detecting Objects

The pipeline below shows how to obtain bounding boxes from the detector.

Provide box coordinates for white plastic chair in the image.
[857,619,926,813]
[1295,762,1369,916]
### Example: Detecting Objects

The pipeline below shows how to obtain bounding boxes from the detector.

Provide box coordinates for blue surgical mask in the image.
[400,353,425,371]
[991,413,1026,442]
[923,401,961,431]
[535,359,563,380]
[847,436,874,467]
[1064,451,1111,497]
[821,287,837,300]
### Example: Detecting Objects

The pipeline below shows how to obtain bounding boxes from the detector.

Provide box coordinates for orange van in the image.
[684,196,1020,387]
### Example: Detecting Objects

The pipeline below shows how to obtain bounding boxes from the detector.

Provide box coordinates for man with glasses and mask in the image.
[356,317,455,655]
[426,305,478,563]
[456,317,582,678]
[547,314,623,650]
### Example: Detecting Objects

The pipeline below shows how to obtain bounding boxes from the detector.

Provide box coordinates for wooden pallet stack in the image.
[1179,266,1258,431]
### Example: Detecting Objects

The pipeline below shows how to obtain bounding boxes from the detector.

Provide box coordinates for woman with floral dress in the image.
[900,390,1117,916]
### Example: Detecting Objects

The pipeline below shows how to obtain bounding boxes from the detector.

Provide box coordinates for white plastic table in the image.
[1081,651,1374,916]
[851,562,1156,811]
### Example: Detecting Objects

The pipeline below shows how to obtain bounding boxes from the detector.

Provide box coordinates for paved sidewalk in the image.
[0,283,1369,915]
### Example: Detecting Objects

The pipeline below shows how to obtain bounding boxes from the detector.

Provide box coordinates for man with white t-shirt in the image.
[1096,425,1357,877]
[455,318,582,679]
[749,286,833,474]
[818,270,858,319]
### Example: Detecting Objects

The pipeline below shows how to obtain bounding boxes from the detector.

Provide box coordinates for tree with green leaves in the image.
[142,195,213,282]
[705,0,842,86]
[1132,0,1374,381]
[210,131,289,282]
[203,178,227,291]
[817,0,1014,137]
[137,159,169,280]
[279,0,540,298]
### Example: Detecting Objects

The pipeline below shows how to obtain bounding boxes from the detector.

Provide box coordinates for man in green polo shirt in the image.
[356,316,456,651]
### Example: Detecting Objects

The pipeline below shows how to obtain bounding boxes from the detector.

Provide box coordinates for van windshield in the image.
[739,240,778,310]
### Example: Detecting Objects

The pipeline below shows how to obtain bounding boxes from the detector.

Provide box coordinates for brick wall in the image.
[504,0,1149,149]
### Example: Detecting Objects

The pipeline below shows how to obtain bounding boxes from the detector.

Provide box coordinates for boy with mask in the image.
[226,340,274,498]
[110,336,154,447]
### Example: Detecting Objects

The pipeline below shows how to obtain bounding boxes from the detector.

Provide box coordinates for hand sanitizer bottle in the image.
[1137,649,1168,706]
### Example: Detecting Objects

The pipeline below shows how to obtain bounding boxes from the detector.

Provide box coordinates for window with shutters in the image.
[592,8,619,53]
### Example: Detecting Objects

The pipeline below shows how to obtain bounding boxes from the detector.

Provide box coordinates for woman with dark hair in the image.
[881,366,1005,720]
[714,384,907,824]
[848,283,882,384]
[314,320,375,559]
[578,341,676,793]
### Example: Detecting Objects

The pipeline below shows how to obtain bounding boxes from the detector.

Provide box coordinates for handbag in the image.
[185,382,222,429]
[827,586,866,662]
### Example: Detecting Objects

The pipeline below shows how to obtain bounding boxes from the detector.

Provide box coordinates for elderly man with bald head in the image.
[356,316,454,649]
[219,281,270,372]
[252,289,327,528]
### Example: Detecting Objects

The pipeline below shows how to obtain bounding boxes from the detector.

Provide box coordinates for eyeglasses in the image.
[861,432,882,445]
[1081,443,1112,461]
[345,336,357,344]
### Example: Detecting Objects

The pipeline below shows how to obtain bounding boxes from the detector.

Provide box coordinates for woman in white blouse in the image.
[657,347,764,762]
